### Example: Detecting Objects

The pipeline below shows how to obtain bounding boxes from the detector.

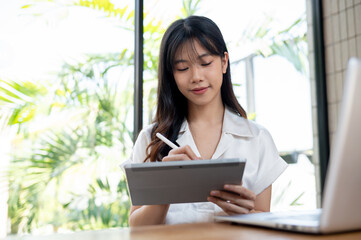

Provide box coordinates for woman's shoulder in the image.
[246,119,269,135]
[130,123,156,164]
[225,108,269,138]
[140,122,156,134]
[244,119,277,148]
[136,122,156,142]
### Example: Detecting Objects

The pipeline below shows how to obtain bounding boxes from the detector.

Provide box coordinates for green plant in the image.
[7,51,135,232]
[63,177,130,230]
[0,78,48,133]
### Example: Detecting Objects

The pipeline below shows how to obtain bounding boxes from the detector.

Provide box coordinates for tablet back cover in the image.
[124,158,245,205]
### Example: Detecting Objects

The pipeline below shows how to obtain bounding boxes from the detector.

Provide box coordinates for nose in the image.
[191,66,203,83]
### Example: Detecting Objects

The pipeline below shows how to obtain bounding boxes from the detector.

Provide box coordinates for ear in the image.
[222,52,229,74]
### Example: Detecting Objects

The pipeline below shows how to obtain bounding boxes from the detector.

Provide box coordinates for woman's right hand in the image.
[129,145,200,226]
[162,145,201,162]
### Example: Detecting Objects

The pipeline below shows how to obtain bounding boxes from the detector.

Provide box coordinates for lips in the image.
[191,87,208,95]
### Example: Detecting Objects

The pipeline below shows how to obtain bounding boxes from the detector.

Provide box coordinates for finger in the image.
[208,196,251,215]
[223,184,256,201]
[169,145,200,160]
[207,196,251,215]
[209,190,255,210]
[162,154,191,162]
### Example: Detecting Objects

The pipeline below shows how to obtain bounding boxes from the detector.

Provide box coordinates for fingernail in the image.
[210,190,219,196]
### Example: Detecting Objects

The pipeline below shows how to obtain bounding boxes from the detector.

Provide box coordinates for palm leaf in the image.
[0,78,48,128]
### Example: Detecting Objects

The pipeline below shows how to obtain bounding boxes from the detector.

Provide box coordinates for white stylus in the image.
[156,133,179,149]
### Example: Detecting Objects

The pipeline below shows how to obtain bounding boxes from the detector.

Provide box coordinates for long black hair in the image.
[145,15,247,162]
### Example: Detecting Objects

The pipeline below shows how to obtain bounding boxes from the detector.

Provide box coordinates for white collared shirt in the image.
[128,107,288,224]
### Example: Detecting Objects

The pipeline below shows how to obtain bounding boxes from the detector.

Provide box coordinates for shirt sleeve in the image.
[132,127,152,163]
[121,125,153,171]
[253,128,288,195]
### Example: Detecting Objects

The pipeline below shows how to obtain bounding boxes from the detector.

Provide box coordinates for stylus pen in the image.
[156,133,179,149]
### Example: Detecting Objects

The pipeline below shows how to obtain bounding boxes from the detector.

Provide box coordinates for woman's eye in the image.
[201,61,212,66]
[177,67,189,72]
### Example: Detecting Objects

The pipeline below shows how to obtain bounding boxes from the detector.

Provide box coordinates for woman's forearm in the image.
[129,204,170,226]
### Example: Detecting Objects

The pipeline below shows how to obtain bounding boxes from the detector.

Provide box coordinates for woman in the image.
[127,15,287,226]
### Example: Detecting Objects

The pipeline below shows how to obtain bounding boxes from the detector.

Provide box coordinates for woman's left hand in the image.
[207,184,257,215]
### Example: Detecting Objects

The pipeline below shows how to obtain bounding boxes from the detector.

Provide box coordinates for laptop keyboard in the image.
[266,211,321,222]
[272,213,319,221]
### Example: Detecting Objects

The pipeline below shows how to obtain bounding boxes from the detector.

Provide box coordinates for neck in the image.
[187,100,225,125]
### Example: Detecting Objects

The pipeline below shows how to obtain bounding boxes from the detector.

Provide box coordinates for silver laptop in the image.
[215,57,361,234]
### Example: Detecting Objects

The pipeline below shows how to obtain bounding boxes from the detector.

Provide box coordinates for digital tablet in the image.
[123,158,246,205]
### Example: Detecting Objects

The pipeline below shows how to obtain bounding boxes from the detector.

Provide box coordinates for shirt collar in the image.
[179,119,188,134]
[178,107,254,138]
[222,107,254,137]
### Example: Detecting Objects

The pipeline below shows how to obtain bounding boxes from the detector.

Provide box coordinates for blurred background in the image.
[0,0,315,236]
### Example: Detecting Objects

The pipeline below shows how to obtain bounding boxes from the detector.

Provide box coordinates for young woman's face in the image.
[173,40,228,108]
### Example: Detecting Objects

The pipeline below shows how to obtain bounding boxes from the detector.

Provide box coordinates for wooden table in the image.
[4,222,361,240]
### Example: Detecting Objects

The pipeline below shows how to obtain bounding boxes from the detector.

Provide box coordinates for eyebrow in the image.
[174,53,212,64]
